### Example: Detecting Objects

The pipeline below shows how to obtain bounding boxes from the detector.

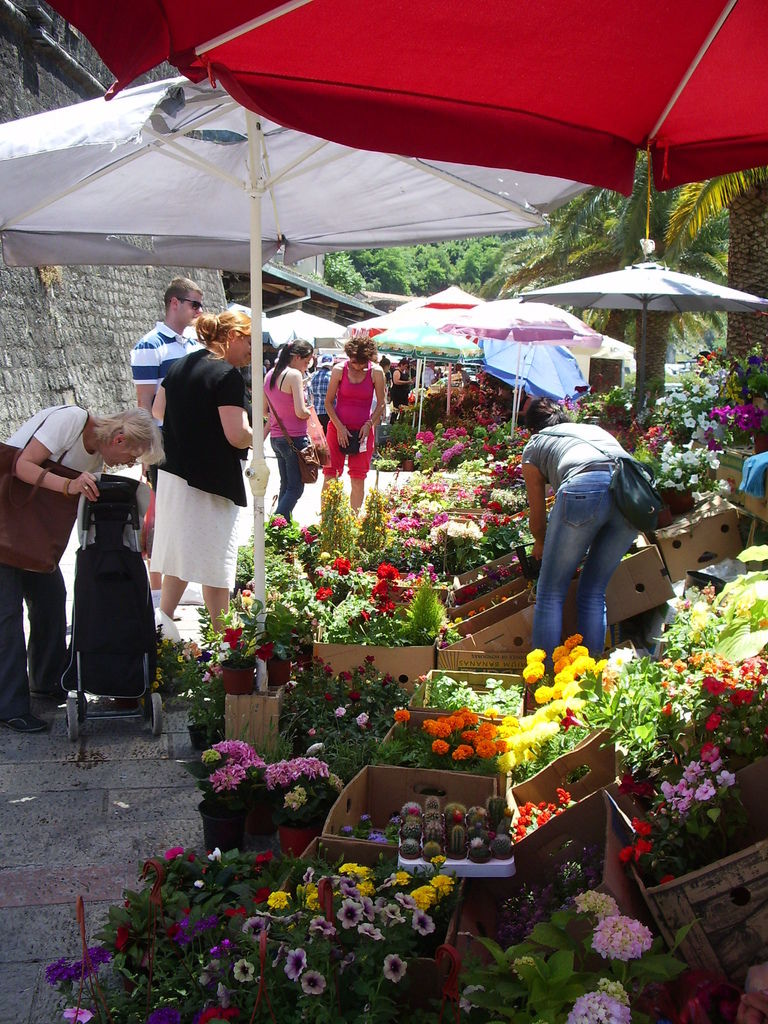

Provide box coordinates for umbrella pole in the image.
[416,358,424,434]
[510,343,524,433]
[447,363,452,417]
[635,300,648,413]
[246,113,269,614]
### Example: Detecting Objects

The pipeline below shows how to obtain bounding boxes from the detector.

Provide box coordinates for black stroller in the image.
[62,474,161,740]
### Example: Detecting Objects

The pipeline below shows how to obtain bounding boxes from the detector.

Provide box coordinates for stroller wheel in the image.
[66,696,79,742]
[150,692,163,737]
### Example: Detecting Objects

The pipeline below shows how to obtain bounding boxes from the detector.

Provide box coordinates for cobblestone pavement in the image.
[0,457,400,1023]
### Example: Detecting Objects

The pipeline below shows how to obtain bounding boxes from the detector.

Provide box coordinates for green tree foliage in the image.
[322,251,366,295]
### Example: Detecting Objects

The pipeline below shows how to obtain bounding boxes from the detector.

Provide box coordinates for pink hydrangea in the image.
[211,740,266,770]
[209,762,247,793]
[264,757,331,791]
[566,991,630,1024]
[591,915,653,962]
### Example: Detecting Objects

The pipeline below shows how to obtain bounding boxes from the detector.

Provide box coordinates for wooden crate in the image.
[510,730,616,808]
[312,642,435,687]
[409,669,524,716]
[224,687,284,745]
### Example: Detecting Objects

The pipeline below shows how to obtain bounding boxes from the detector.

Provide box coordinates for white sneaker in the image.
[155,608,181,642]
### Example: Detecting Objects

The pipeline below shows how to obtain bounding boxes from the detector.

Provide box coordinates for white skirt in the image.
[150,470,239,590]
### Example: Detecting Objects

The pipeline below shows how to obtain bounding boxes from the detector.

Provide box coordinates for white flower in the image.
[573,891,619,920]
[194,880,205,889]
[208,847,222,862]
[233,958,255,983]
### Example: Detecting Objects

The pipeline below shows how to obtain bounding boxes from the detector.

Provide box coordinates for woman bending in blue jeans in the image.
[521,398,638,662]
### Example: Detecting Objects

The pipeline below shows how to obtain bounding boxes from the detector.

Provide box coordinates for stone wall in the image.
[0,3,226,437]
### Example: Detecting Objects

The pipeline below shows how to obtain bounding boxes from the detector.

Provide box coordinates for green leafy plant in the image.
[712,546,768,661]
[317,477,359,558]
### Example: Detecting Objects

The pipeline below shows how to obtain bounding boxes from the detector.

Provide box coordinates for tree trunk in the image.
[641,310,672,384]
[727,183,768,358]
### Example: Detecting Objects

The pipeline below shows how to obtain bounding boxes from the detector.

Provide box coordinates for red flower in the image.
[360,610,371,621]
[371,579,390,599]
[222,626,243,647]
[730,689,754,707]
[115,925,131,951]
[632,817,652,837]
[658,874,676,885]
[634,838,653,860]
[255,642,274,661]
[315,586,334,602]
[618,772,655,798]
[199,1010,239,1024]
[619,845,634,865]
[255,851,273,865]
[165,922,181,940]
[224,907,247,917]
[377,562,400,581]
[702,675,727,695]
[348,691,361,702]
[662,703,672,716]
[705,712,722,731]
[324,692,334,701]
[332,557,352,575]
[253,886,271,904]
[560,707,585,731]
[487,501,503,512]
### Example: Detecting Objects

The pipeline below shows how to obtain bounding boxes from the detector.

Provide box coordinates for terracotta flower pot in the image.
[278,822,323,857]
[267,656,292,687]
[660,487,695,516]
[400,459,415,472]
[221,663,255,695]
[198,800,245,853]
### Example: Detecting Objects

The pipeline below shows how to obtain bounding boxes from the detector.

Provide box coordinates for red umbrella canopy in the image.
[49,0,768,194]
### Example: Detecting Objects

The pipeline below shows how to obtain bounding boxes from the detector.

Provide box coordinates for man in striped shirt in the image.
[131,277,204,416]
[131,277,203,604]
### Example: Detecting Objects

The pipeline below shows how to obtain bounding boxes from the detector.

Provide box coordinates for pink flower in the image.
[591,915,653,961]
[63,1012,93,1024]
[164,846,184,860]
[356,713,369,728]
[335,706,347,718]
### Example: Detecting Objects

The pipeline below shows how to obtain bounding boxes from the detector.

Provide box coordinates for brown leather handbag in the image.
[0,410,84,572]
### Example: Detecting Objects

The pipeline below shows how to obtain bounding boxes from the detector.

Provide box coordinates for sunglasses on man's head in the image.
[180,297,203,310]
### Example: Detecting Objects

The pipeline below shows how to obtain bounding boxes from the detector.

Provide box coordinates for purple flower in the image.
[358,923,384,940]
[567,991,630,1024]
[308,916,336,938]
[146,1010,181,1024]
[334,706,347,718]
[301,970,327,995]
[412,910,436,936]
[284,947,307,980]
[356,712,369,728]
[62,1012,93,1024]
[383,953,407,983]
[338,899,364,929]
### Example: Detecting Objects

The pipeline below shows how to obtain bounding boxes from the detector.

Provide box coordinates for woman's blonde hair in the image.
[91,408,164,465]
[196,310,252,359]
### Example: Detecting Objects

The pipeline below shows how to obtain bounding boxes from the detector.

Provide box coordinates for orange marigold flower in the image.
[476,722,497,739]
[421,719,440,736]
[475,740,497,759]
[431,739,450,756]
[494,740,507,754]
[564,634,583,649]
[394,709,410,724]
[452,744,475,761]
[434,720,453,739]
[460,731,478,746]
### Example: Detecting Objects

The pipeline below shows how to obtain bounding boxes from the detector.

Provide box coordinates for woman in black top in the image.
[151,310,253,630]
[390,358,414,421]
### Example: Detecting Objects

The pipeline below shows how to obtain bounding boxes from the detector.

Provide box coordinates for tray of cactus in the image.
[397,795,517,877]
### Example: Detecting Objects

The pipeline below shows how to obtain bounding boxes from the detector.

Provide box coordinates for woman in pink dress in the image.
[323,337,386,512]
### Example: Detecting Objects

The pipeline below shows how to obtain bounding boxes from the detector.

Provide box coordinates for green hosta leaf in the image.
[738,545,768,562]
[715,624,768,661]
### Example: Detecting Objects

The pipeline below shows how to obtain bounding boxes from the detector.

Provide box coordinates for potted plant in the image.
[654,441,726,514]
[181,661,225,749]
[185,740,267,852]
[217,592,266,694]
[264,756,344,855]
[261,599,301,685]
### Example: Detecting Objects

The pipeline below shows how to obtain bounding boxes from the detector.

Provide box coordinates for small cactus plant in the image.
[424,795,442,815]
[447,823,467,859]
[468,835,491,863]
[443,802,466,823]
[401,801,423,819]
[466,805,488,828]
[399,837,421,860]
[400,819,423,841]
[489,833,513,860]
[423,820,444,844]
[421,840,443,861]
[485,795,507,830]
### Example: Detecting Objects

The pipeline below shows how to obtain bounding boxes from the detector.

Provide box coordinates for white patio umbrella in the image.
[0,76,589,603]
[266,309,346,347]
[439,299,604,428]
[522,262,768,409]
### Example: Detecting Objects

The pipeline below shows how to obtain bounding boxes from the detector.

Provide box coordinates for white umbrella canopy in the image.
[347,286,484,338]
[0,76,588,604]
[522,262,768,407]
[266,309,346,347]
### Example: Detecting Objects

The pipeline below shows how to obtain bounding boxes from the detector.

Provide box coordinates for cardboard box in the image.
[456,791,651,957]
[630,757,768,983]
[715,447,749,506]
[436,644,530,674]
[448,577,530,622]
[445,598,535,655]
[323,765,500,840]
[409,669,524,716]
[312,642,435,687]
[652,496,743,582]
[225,687,284,745]
[510,730,616,808]
[302,835,398,866]
[454,551,521,588]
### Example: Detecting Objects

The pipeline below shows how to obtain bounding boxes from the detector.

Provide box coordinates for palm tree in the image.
[666,169,768,358]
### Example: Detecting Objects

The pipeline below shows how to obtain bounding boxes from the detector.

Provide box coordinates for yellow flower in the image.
[430,874,454,893]
[411,885,436,910]
[552,645,568,663]
[523,663,545,684]
[394,870,412,886]
[526,649,546,663]
[533,685,553,704]
[430,855,447,868]
[340,863,371,878]
[357,880,375,898]
[304,884,320,911]
[570,645,589,660]
[267,891,290,910]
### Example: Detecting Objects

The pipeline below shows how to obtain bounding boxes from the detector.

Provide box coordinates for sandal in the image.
[0,713,48,733]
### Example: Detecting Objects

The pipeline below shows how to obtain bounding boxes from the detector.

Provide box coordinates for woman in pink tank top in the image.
[324,337,387,512]
[264,339,313,519]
